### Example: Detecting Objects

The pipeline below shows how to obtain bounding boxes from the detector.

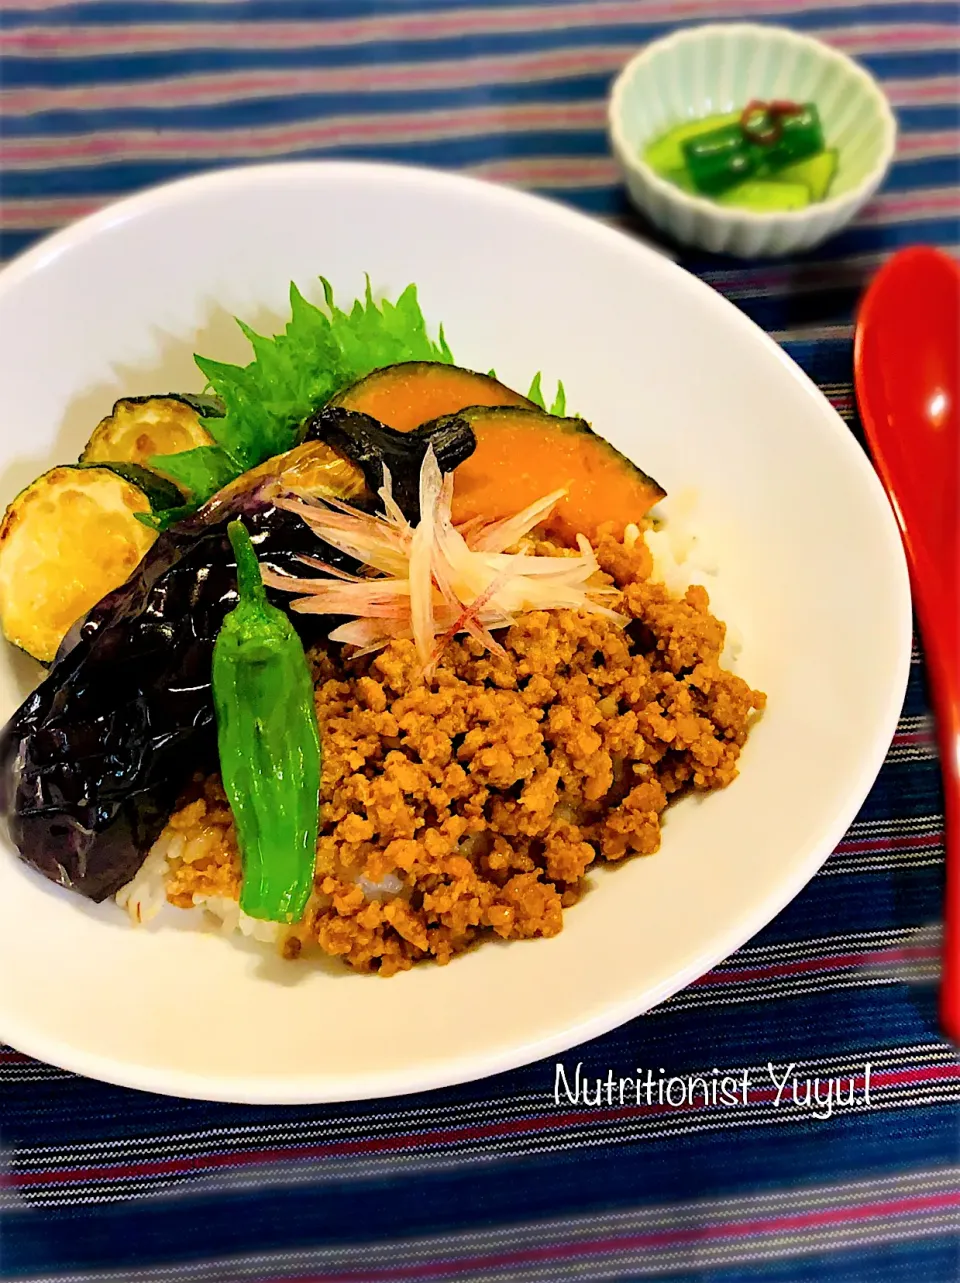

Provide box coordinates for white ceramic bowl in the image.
[0,163,910,1102]
[609,24,897,257]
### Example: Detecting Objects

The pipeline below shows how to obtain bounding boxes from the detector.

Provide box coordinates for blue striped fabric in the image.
[1,3,958,1281]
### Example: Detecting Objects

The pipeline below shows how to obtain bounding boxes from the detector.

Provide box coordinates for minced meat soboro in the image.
[163,533,765,974]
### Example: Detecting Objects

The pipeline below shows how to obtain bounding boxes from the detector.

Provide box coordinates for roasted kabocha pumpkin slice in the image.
[80,394,222,482]
[330,361,533,432]
[0,466,165,662]
[437,406,666,544]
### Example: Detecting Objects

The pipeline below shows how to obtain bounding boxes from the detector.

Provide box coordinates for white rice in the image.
[356,872,405,901]
[115,823,283,942]
[643,489,743,669]
[202,896,283,943]
[115,834,175,924]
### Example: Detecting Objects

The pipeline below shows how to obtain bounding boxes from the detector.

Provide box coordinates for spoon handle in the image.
[924,619,960,1041]
[854,246,960,1044]
[906,459,959,1043]
[907,424,959,1043]
[939,785,960,1042]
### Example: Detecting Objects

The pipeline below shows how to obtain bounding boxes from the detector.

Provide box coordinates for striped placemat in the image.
[1,3,958,1280]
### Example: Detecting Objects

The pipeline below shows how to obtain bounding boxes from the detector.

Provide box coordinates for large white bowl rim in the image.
[0,162,911,1102]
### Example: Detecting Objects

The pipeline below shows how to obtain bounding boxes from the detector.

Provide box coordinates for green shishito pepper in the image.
[683,101,826,196]
[682,122,758,194]
[213,520,321,924]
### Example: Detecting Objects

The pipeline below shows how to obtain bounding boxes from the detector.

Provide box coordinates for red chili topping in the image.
[770,99,804,117]
[740,99,805,146]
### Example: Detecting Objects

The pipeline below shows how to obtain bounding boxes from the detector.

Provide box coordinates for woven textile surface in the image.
[0,2,958,1280]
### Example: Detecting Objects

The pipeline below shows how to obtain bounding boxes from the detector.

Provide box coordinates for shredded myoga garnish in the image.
[263,449,623,669]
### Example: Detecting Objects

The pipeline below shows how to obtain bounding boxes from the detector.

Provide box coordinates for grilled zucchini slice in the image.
[80,395,220,481]
[0,466,159,663]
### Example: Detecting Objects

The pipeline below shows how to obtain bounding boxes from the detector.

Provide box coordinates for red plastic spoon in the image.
[854,246,960,1042]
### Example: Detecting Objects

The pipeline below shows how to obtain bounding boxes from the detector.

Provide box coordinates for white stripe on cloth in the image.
[3,1046,956,1210]
[6,1166,960,1280]
[1,0,947,58]
[1,31,955,115]
[8,1041,957,1157]
[4,120,956,182]
[1,176,955,236]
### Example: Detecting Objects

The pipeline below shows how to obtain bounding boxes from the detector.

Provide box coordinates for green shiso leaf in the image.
[138,444,240,531]
[149,275,569,517]
[134,503,194,534]
[146,444,238,503]
[150,277,454,508]
[527,372,566,416]
[526,372,544,408]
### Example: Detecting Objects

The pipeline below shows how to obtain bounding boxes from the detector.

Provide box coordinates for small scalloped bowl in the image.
[609,24,897,257]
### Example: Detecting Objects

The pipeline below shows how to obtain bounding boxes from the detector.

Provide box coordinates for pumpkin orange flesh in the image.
[334,363,531,433]
[450,418,664,544]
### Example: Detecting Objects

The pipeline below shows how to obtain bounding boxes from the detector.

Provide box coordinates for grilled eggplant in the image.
[302,405,475,523]
[0,412,476,901]
[0,487,358,901]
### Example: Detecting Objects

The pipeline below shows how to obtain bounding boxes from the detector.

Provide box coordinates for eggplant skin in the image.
[0,491,360,902]
[302,406,475,524]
